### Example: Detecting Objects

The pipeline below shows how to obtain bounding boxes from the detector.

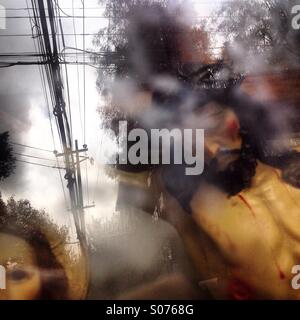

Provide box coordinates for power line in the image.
[16,158,66,170]
[93,134,103,204]
[0,31,229,37]
[0,6,107,11]
[0,61,112,68]
[0,45,230,57]
[11,141,55,153]
[82,0,89,208]
[57,162,69,209]
[72,0,84,140]
[53,1,73,216]
[27,0,71,224]
[0,52,111,56]
[82,0,86,146]
[29,10,58,152]
[0,33,100,37]
[13,152,61,163]
[3,14,245,19]
[36,0,79,237]
[0,2,233,11]
[58,9,74,144]
[54,0,72,17]
[33,0,92,250]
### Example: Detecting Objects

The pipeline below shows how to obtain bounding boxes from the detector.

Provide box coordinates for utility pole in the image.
[36,0,94,248]
[55,142,91,246]
[75,140,85,237]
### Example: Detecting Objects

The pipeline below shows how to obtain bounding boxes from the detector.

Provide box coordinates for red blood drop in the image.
[229,279,253,300]
[226,118,239,140]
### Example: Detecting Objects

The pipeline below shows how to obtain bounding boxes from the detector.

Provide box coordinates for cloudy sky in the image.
[0,0,224,236]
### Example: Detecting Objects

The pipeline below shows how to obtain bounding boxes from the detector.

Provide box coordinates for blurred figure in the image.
[0,197,88,300]
[0,232,67,300]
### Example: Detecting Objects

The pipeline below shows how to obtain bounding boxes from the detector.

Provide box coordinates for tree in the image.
[94,0,182,137]
[213,0,300,69]
[0,131,16,181]
[0,196,68,245]
[94,0,216,134]
[0,195,87,299]
[94,0,213,90]
[94,1,177,89]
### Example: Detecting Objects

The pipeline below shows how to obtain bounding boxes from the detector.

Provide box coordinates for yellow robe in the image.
[191,162,300,299]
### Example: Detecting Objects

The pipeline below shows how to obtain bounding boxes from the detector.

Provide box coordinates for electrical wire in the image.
[11,141,55,153]
[16,159,66,170]
[72,0,84,140]
[4,14,237,19]
[54,0,72,17]
[82,0,86,146]
[13,152,61,163]
[58,7,73,144]
[93,134,103,203]
[27,0,69,213]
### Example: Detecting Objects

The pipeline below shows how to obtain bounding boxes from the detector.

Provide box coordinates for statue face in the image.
[0,233,42,300]
[202,103,241,153]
